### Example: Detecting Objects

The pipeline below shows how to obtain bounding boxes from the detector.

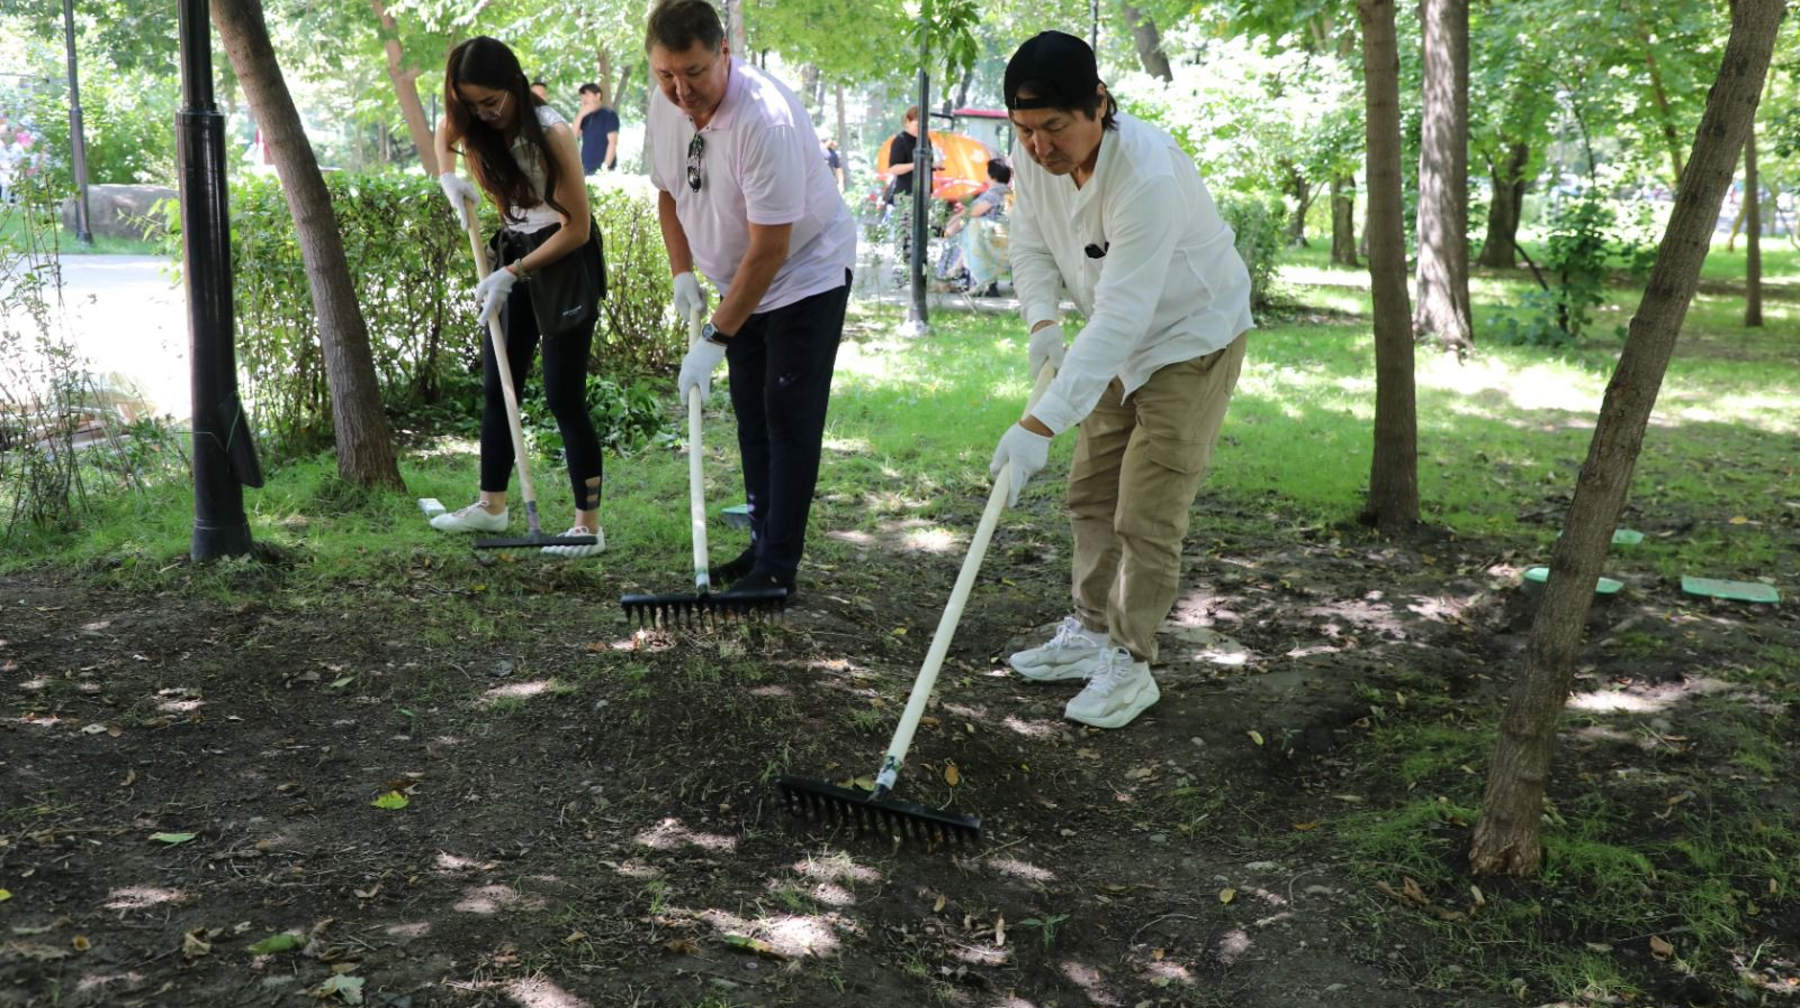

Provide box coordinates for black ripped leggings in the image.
[478,277,603,510]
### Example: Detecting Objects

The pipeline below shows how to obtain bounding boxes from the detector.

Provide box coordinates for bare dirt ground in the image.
[2,494,1794,1008]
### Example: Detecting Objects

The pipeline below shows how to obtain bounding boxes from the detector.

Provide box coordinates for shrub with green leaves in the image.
[207,172,684,462]
[1492,196,1655,348]
[1217,194,1284,309]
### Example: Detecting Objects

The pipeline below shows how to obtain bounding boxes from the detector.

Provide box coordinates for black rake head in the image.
[619,589,788,628]
[475,532,599,551]
[777,775,981,845]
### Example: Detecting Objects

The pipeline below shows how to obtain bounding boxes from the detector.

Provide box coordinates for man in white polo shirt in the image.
[990,30,1253,729]
[645,0,855,600]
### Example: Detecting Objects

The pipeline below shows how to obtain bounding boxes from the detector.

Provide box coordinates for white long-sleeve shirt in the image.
[1009,112,1254,435]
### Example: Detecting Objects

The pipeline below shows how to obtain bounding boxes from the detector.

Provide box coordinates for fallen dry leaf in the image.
[118,770,135,788]
[181,929,211,958]
[1650,935,1674,960]
[933,893,947,913]
[943,763,961,786]
[994,915,1005,948]
[1219,887,1237,904]
[1401,876,1427,906]
[663,937,700,955]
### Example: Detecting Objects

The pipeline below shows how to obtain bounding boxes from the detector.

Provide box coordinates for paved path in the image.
[20,254,190,421]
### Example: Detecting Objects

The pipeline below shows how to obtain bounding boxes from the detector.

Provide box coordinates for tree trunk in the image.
[1745,122,1762,326]
[616,62,636,115]
[596,47,612,104]
[1357,0,1419,531]
[1412,0,1473,352]
[1477,142,1529,268]
[723,0,747,52]
[1468,0,1781,878]
[835,81,849,192]
[1330,173,1357,266]
[369,0,436,176]
[1121,1,1174,82]
[1285,164,1313,247]
[1641,33,1688,190]
[213,0,406,491]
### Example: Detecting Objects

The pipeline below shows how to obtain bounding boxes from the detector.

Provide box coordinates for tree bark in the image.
[369,0,436,176]
[1357,0,1419,531]
[1745,122,1762,326]
[1477,142,1529,268]
[1330,173,1357,266]
[1285,163,1313,247]
[1121,1,1174,82]
[1412,0,1473,352]
[213,0,405,491]
[1468,0,1781,878]
[596,47,612,105]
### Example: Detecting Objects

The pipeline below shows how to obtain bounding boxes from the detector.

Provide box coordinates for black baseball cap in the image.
[1004,31,1101,111]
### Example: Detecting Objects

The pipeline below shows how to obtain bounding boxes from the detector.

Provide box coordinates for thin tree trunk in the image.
[1641,33,1688,189]
[370,0,436,176]
[1413,0,1473,352]
[1358,0,1419,530]
[1331,173,1357,266]
[1727,193,1746,250]
[835,81,849,192]
[1477,142,1529,268]
[1285,164,1313,247]
[1745,121,1762,326]
[1469,0,1780,878]
[596,47,612,104]
[213,0,405,491]
[1121,1,1174,82]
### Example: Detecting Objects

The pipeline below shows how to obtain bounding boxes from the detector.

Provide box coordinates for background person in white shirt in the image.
[992,30,1253,730]
[645,0,856,601]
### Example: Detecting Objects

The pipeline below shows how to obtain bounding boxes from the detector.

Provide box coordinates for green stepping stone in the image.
[1522,566,1624,595]
[720,503,752,529]
[1611,528,1644,546]
[1680,576,1779,604]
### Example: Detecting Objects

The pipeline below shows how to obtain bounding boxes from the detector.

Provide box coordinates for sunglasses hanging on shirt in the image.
[687,133,705,192]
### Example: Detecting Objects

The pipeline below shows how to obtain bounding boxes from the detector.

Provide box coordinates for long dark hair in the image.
[443,37,569,224]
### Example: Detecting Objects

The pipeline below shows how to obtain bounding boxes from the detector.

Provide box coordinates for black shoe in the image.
[711,547,756,587]
[719,568,796,604]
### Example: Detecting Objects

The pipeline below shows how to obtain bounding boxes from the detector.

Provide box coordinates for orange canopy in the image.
[878,130,996,203]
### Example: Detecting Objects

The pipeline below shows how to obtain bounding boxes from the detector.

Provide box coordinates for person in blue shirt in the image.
[577,83,621,173]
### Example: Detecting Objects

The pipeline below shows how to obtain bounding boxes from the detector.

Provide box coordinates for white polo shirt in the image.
[1010,112,1254,435]
[648,58,855,314]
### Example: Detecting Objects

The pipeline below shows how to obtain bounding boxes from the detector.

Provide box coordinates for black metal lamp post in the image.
[177,0,262,560]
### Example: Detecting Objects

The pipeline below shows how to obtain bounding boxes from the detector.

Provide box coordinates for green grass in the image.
[0,210,163,256]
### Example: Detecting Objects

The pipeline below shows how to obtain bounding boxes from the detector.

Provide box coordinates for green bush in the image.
[1217,194,1283,309]
[205,173,685,462]
[1491,196,1653,348]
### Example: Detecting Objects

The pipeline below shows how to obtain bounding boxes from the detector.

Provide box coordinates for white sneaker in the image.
[1064,647,1160,729]
[429,500,508,534]
[543,526,605,558]
[1009,616,1109,682]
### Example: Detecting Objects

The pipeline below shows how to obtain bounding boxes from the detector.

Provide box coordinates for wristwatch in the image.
[700,322,734,346]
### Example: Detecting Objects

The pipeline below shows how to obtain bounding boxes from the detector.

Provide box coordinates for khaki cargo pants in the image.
[1067,333,1247,663]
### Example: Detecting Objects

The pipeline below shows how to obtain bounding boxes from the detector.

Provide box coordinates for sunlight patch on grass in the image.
[635,817,738,853]
[504,977,591,1008]
[903,526,961,553]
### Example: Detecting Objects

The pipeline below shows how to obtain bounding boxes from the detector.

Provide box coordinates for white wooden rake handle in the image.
[873,363,1059,797]
[462,202,543,534]
[686,309,711,591]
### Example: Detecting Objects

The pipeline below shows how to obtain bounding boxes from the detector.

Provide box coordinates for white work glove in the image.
[988,423,1053,507]
[474,266,517,326]
[672,271,708,321]
[678,338,728,400]
[438,172,478,232]
[1028,323,1066,378]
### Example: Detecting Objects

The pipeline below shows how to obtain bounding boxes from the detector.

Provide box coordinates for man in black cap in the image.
[991,30,1253,730]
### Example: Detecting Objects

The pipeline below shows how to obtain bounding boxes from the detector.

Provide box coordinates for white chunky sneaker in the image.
[1009,616,1109,682]
[429,500,508,534]
[543,525,605,558]
[1064,647,1160,729]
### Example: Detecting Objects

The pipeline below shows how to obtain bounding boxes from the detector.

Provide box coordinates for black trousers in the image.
[724,273,851,581]
[479,280,603,510]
